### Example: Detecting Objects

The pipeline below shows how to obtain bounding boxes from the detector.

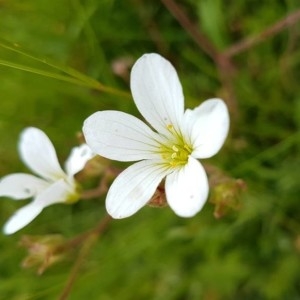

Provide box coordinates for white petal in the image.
[165,157,209,217]
[106,160,170,218]
[130,53,184,135]
[3,202,44,235]
[83,110,162,162]
[33,178,74,207]
[19,127,66,180]
[3,179,74,235]
[0,173,49,199]
[184,99,229,159]
[65,144,95,176]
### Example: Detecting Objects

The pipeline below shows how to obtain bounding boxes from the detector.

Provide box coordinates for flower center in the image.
[160,125,192,167]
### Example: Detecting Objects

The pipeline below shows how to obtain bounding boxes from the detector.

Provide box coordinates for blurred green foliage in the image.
[0,0,300,299]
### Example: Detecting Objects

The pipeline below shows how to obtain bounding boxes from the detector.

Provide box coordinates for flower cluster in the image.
[0,53,229,235]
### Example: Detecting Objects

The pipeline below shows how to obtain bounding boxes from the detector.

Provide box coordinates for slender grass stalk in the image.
[0,59,88,87]
[0,40,131,98]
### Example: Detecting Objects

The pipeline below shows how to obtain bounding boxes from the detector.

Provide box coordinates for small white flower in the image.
[83,53,229,219]
[0,127,94,234]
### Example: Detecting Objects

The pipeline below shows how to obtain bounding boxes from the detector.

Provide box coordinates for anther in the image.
[172,145,179,152]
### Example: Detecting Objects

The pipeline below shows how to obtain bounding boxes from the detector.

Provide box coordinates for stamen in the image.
[172,145,179,152]
[159,129,193,167]
[184,144,192,152]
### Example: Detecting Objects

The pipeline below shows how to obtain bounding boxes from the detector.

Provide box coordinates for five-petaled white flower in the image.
[0,127,94,234]
[83,53,229,219]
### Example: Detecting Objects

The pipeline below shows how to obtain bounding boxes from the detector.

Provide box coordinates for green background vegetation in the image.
[0,0,300,299]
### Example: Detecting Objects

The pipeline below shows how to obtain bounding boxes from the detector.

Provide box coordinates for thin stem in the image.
[216,61,239,119]
[0,41,101,85]
[0,59,89,87]
[160,0,219,62]
[58,235,95,300]
[57,215,112,255]
[57,215,112,300]
[160,0,238,118]
[0,41,131,99]
[223,9,300,57]
[0,41,98,85]
[80,166,122,200]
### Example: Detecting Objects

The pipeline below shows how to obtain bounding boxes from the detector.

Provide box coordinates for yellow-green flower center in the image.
[160,125,193,167]
[64,179,81,204]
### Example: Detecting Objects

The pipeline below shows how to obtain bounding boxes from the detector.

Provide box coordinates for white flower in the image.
[0,127,94,234]
[83,53,229,219]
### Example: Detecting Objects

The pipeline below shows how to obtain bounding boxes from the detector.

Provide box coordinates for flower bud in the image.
[147,184,168,208]
[210,179,246,219]
[19,234,67,275]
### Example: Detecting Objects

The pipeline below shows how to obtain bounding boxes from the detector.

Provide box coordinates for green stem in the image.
[0,40,131,98]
